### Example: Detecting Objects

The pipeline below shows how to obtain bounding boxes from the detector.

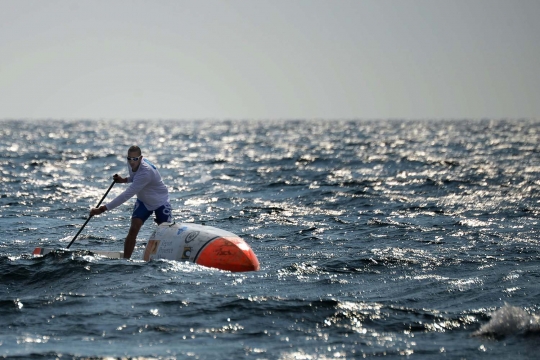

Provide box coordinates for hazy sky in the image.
[1,0,539,120]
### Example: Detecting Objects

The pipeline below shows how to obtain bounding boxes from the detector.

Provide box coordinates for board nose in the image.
[195,237,260,272]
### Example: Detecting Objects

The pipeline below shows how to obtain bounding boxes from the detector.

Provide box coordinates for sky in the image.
[0,0,539,120]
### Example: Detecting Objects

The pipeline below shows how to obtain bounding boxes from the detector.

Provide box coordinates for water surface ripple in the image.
[1,119,539,358]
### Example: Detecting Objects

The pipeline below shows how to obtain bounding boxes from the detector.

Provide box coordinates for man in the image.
[89,145,172,259]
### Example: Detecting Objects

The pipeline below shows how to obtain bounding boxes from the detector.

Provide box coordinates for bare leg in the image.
[124,218,144,259]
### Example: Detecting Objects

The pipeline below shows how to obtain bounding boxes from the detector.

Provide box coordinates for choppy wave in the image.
[473,304,540,337]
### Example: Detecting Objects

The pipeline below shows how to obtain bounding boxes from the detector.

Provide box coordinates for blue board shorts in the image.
[132,199,173,224]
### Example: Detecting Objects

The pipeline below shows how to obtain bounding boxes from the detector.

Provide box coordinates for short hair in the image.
[128,146,142,155]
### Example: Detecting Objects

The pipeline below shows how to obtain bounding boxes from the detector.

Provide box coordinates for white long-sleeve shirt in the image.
[106,158,170,211]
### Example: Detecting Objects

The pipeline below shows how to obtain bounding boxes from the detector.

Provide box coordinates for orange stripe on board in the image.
[32,247,42,255]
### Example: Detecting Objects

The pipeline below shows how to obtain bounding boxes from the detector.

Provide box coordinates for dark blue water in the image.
[1,119,539,359]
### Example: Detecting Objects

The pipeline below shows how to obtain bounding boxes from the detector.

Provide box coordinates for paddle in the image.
[66,178,116,249]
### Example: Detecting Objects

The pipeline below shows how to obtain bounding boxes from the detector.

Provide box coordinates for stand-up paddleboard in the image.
[33,222,260,272]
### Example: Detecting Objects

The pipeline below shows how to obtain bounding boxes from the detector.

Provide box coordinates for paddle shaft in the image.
[66,179,116,249]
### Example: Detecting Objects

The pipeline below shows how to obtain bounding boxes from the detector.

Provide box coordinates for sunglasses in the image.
[126,156,141,162]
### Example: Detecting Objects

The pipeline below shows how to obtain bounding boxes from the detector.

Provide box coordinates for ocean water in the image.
[0,119,539,359]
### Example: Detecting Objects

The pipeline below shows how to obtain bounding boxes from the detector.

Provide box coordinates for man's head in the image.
[127,145,143,171]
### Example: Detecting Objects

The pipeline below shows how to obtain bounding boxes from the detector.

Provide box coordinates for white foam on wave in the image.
[473,304,540,337]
